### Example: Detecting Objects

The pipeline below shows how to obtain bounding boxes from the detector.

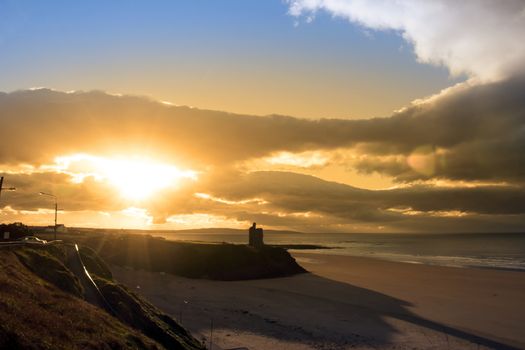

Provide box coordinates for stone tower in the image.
[248,222,264,248]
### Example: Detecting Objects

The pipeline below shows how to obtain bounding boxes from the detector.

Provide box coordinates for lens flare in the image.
[54,154,197,201]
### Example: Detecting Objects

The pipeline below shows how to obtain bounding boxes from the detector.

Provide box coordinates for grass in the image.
[78,245,113,280]
[14,245,83,297]
[0,245,204,349]
[74,233,307,280]
[0,248,160,349]
[77,243,204,349]
[95,277,203,350]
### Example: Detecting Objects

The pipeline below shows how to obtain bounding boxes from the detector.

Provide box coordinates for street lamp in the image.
[0,176,16,200]
[39,192,58,240]
[179,300,189,323]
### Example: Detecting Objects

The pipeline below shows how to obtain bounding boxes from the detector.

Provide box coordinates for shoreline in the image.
[292,252,525,348]
[111,252,525,349]
[289,248,525,272]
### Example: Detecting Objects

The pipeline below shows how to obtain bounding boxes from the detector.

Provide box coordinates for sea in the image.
[160,231,525,271]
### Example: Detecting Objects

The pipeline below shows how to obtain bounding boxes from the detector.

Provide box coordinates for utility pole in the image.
[39,192,58,240]
[54,200,58,240]
[179,300,188,323]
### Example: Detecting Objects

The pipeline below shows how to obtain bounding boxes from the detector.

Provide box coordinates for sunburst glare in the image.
[54,154,197,201]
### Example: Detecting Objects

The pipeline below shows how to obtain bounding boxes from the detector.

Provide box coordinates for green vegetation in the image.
[0,222,33,240]
[78,245,113,280]
[0,231,307,348]
[0,247,160,349]
[95,277,201,350]
[0,245,204,349]
[14,245,83,297]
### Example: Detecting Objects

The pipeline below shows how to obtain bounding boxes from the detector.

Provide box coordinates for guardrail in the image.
[0,238,62,247]
[73,244,116,316]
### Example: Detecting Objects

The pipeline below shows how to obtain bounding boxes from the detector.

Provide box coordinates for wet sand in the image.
[111,253,525,349]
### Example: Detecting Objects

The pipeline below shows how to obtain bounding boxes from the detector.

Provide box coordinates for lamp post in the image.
[0,176,16,200]
[179,300,188,323]
[39,192,58,240]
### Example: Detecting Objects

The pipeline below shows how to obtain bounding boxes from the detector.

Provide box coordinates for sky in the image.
[1,0,525,233]
[0,0,457,119]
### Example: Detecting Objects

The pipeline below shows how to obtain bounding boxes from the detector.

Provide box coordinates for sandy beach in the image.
[111,253,525,350]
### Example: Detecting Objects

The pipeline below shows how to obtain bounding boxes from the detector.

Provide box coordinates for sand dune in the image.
[111,253,525,349]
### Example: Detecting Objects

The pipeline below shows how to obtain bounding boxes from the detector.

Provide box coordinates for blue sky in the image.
[0,0,457,118]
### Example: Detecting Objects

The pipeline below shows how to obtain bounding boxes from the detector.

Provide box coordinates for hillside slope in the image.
[0,245,204,350]
[78,234,307,280]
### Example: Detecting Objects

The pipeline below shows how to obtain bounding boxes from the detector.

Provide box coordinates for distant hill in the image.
[66,227,305,235]
[164,227,304,235]
[68,233,307,280]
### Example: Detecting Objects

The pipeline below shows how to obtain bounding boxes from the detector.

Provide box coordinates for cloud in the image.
[288,0,525,81]
[2,77,525,185]
[0,89,358,167]
[354,134,525,183]
[340,76,525,183]
[6,166,524,232]
[139,170,525,232]
[1,77,524,232]
[188,171,525,232]
[206,171,525,216]
[0,78,524,194]
[1,171,124,212]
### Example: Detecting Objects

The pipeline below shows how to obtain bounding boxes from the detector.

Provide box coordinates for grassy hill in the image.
[0,231,306,349]
[0,244,204,350]
[75,233,307,280]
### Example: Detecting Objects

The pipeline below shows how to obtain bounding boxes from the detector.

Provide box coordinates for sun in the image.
[102,158,197,200]
[54,154,197,201]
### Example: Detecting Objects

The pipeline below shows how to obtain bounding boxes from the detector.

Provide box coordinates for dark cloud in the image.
[0,171,124,212]
[205,171,525,216]
[2,76,525,184]
[2,168,525,232]
[145,171,525,232]
[1,76,525,231]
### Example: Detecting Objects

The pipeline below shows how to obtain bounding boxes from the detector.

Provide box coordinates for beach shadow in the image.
[174,272,519,349]
[309,273,519,349]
